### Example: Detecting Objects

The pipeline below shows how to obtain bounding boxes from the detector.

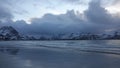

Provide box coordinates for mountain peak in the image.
[0,26,20,40]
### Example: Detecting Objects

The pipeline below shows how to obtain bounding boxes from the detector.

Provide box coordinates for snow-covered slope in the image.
[0,26,20,40]
[0,26,120,40]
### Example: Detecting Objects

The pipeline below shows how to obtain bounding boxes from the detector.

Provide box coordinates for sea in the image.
[0,40,120,68]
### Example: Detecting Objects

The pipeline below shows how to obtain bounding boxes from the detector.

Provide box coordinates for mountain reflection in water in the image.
[0,46,19,55]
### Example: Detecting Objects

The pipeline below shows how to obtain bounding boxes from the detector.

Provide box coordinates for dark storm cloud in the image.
[15,10,86,35]
[0,0,120,35]
[21,0,120,35]
[82,0,120,33]
[89,0,120,31]
[0,0,13,24]
[84,0,113,24]
[0,6,13,24]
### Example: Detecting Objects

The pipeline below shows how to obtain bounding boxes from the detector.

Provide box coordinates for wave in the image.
[37,45,120,55]
[1,44,120,56]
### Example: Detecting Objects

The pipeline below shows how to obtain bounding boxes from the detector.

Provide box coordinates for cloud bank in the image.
[0,0,120,35]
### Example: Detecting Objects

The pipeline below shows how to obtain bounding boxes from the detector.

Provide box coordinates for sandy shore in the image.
[0,46,120,68]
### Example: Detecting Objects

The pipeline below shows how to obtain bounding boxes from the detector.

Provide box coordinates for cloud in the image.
[0,0,13,23]
[63,0,81,4]
[20,10,86,35]
[84,0,113,24]
[62,0,90,5]
[112,0,120,5]
[0,0,120,35]
[83,0,120,33]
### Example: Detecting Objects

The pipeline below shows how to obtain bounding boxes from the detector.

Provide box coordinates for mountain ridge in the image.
[0,26,120,40]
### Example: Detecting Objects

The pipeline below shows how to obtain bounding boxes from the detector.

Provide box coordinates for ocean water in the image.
[0,40,120,68]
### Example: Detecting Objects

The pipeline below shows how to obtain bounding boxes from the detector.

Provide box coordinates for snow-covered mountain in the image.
[0,26,120,40]
[0,26,20,40]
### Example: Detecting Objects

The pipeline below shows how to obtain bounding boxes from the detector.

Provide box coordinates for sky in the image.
[0,0,120,35]
[5,0,90,22]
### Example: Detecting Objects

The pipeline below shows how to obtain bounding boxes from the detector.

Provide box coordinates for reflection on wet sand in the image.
[0,41,120,68]
[0,46,19,55]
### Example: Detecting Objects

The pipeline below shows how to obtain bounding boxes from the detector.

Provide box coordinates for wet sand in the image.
[0,46,120,68]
